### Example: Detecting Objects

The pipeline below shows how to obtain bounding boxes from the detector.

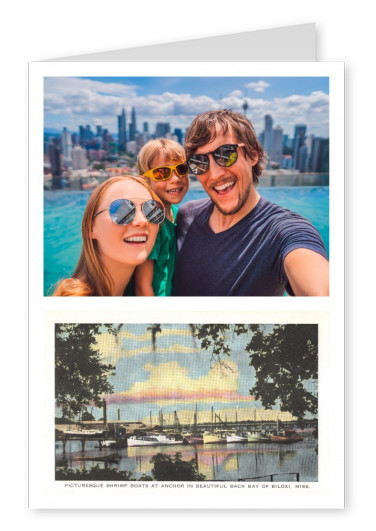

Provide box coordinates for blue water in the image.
[44,186,329,295]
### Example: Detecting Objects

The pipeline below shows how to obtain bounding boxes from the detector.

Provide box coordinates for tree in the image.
[81,410,96,421]
[56,465,132,481]
[55,324,116,419]
[149,452,205,481]
[246,324,318,421]
[147,324,162,350]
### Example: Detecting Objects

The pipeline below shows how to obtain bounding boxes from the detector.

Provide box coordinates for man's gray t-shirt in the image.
[173,197,328,296]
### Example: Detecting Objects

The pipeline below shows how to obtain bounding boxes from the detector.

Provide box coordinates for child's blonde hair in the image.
[137,138,186,175]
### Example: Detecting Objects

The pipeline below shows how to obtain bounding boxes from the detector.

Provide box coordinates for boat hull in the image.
[127,436,158,447]
[270,430,303,444]
[247,431,271,443]
[226,434,248,443]
[183,435,204,444]
[270,435,303,443]
[203,432,226,444]
[63,430,104,437]
[127,434,182,447]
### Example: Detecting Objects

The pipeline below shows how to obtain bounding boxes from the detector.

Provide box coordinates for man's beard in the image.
[211,179,252,216]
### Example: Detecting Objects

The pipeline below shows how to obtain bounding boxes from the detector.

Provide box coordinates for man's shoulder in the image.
[257,196,312,225]
[257,196,327,257]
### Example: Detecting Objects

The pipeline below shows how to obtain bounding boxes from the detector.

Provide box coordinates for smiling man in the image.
[172,109,329,296]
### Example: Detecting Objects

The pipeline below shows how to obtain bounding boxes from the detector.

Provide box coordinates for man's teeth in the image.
[124,236,147,243]
[168,187,182,193]
[214,181,235,192]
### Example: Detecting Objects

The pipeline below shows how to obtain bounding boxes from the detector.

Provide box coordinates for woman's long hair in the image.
[53,175,160,296]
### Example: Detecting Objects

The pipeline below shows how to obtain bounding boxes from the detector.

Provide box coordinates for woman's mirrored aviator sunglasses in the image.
[187,144,245,176]
[143,162,189,182]
[94,199,165,225]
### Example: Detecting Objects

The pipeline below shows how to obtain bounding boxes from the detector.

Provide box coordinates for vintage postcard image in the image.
[29,311,343,509]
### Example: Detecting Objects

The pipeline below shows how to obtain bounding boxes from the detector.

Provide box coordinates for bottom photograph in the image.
[55,322,318,483]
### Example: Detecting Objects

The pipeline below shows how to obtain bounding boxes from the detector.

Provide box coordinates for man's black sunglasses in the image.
[187,143,244,176]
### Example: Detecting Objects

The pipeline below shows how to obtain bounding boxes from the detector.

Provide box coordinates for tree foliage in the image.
[193,324,255,366]
[55,465,132,481]
[246,324,318,421]
[55,324,116,419]
[149,452,205,481]
[81,411,96,421]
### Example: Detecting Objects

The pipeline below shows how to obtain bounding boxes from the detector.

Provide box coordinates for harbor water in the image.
[55,433,318,482]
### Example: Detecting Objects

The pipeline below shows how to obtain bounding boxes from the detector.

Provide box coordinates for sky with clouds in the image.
[68,323,316,424]
[44,76,329,139]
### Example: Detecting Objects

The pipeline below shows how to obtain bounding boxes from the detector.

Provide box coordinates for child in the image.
[135,138,189,296]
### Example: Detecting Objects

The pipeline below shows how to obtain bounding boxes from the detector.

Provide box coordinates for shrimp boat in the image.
[181,431,204,444]
[127,433,181,447]
[62,428,104,437]
[127,435,158,447]
[247,430,271,443]
[203,407,228,443]
[226,432,248,443]
[226,407,248,443]
[203,431,227,444]
[155,433,182,445]
[182,403,204,444]
[270,430,303,444]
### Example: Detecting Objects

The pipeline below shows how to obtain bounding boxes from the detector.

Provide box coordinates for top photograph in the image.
[44,76,329,297]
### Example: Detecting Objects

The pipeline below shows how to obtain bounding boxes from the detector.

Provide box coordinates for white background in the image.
[2,0,372,526]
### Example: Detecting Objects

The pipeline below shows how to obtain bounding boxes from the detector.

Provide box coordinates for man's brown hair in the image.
[184,109,266,185]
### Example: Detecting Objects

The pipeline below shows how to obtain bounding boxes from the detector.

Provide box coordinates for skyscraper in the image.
[263,115,273,162]
[48,142,62,189]
[155,122,171,138]
[293,125,307,170]
[129,107,137,141]
[61,127,73,168]
[72,146,88,170]
[311,138,329,172]
[297,145,308,173]
[271,126,283,166]
[118,108,127,152]
[174,128,183,144]
[136,133,151,151]
[96,124,103,138]
[79,125,94,146]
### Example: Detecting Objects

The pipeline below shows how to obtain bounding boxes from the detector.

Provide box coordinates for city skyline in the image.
[44,76,329,139]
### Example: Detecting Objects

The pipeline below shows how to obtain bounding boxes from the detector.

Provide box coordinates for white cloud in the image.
[44,78,329,138]
[229,89,242,98]
[245,80,271,93]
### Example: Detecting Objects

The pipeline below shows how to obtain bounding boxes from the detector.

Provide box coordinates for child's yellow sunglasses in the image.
[143,162,189,182]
